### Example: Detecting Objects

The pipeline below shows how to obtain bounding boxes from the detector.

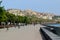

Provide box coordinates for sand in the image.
[0,24,45,40]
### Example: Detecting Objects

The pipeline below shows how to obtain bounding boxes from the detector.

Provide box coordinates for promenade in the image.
[0,24,45,40]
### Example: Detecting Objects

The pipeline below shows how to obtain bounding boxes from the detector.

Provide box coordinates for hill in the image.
[7,9,54,20]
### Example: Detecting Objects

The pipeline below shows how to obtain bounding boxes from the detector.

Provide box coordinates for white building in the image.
[7,9,25,16]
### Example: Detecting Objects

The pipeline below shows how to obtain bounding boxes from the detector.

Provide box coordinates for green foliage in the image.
[53,16,60,19]
[0,3,7,22]
[0,1,55,24]
[24,16,31,24]
[6,12,16,23]
[17,16,24,23]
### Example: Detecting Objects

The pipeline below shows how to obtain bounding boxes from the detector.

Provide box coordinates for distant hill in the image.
[7,9,55,20]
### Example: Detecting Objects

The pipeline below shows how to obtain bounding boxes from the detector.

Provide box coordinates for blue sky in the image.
[1,0,60,15]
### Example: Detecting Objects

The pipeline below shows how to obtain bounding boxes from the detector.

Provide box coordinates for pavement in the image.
[0,24,45,40]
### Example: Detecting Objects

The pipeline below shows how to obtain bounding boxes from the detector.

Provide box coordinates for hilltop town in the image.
[7,9,54,20]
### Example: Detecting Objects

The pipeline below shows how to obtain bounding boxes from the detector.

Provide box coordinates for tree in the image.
[0,1,7,25]
[6,13,16,24]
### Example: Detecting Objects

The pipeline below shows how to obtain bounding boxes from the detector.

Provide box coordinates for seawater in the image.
[47,24,60,36]
[47,24,60,27]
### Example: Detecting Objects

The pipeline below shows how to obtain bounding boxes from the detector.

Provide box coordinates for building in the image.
[7,9,54,20]
[7,9,25,16]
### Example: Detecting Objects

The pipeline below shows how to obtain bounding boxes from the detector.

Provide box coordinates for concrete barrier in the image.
[40,27,60,40]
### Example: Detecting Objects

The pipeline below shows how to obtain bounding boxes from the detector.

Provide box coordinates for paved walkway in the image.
[0,24,44,40]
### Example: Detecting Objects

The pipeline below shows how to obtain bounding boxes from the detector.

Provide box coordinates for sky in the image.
[1,0,60,15]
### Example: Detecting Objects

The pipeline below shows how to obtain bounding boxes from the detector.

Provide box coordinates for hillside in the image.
[7,9,55,20]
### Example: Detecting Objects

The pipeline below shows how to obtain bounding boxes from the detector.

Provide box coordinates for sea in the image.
[47,23,60,36]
